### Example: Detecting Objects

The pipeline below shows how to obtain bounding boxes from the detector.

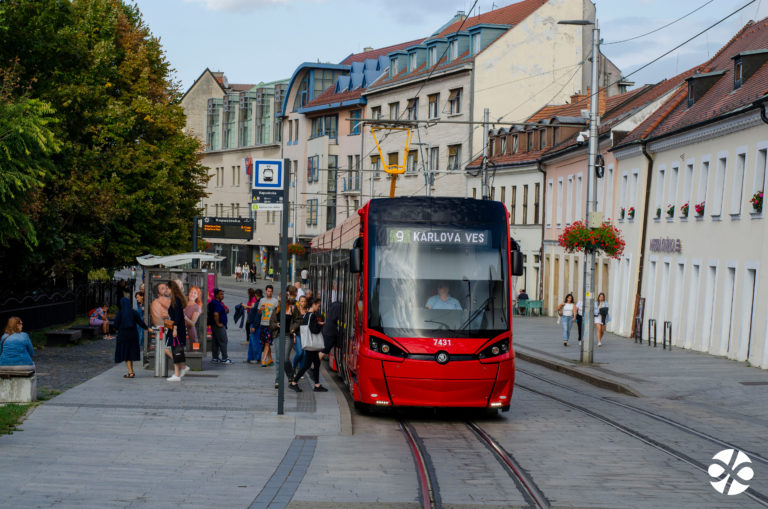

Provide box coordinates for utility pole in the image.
[291,163,297,283]
[481,108,490,200]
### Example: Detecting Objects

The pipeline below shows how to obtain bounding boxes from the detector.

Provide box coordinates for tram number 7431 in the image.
[434,339,452,347]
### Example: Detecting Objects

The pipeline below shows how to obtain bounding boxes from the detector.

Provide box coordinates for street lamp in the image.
[558,18,600,363]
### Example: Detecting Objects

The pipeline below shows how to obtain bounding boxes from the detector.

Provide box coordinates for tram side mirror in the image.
[511,251,524,276]
[350,247,362,273]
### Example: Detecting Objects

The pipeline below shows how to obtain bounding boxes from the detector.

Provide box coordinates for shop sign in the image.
[650,238,681,253]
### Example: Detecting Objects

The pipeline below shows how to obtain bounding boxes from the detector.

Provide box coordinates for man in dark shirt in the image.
[209,289,231,364]
[517,289,529,301]
[320,301,343,361]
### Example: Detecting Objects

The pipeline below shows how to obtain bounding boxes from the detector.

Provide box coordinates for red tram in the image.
[309,197,523,412]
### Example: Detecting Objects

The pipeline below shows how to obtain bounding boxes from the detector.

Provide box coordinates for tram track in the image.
[399,419,550,509]
[518,365,768,466]
[516,380,768,508]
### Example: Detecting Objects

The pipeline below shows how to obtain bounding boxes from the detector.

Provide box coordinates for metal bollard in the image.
[648,319,657,347]
[153,326,168,377]
[663,321,672,351]
[634,316,642,344]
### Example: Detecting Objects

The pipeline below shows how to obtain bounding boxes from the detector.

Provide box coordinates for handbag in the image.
[167,327,185,364]
[299,313,324,351]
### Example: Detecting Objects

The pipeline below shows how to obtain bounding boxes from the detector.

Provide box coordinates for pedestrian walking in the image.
[595,292,610,347]
[557,294,576,347]
[291,295,307,372]
[235,264,242,282]
[288,297,327,393]
[268,266,274,281]
[258,285,278,366]
[320,299,343,361]
[243,288,257,345]
[242,264,250,283]
[575,299,583,345]
[113,297,148,378]
[246,289,264,364]
[208,288,232,364]
[165,281,189,381]
[300,268,309,286]
[0,317,34,368]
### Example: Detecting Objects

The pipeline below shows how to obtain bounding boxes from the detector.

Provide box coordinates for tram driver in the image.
[425,283,463,310]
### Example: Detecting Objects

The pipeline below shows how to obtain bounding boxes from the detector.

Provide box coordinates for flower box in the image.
[557,220,625,259]
[751,191,763,213]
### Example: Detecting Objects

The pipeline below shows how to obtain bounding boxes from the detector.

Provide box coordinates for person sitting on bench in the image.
[0,317,34,368]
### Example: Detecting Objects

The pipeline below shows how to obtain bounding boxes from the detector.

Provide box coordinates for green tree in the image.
[0,0,209,291]
[0,64,60,249]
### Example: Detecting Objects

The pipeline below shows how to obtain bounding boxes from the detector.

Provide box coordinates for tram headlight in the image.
[478,339,510,360]
[368,337,405,358]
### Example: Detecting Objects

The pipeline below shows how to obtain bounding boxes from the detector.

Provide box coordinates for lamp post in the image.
[559,18,600,364]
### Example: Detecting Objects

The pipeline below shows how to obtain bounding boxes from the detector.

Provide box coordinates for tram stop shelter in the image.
[137,253,224,372]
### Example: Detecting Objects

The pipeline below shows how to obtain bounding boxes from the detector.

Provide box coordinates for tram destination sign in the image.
[386,227,490,247]
[202,217,253,240]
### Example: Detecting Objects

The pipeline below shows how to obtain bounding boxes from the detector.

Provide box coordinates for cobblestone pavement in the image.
[34,338,116,396]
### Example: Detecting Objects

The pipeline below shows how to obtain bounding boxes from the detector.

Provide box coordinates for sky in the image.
[134,0,768,95]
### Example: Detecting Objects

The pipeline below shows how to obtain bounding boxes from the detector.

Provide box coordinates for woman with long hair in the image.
[288,297,327,393]
[165,280,188,382]
[557,294,575,347]
[0,317,34,367]
[184,285,203,349]
[113,297,148,378]
[594,292,610,347]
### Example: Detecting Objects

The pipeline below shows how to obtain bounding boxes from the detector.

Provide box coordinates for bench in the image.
[0,366,37,403]
[527,300,543,316]
[45,329,82,347]
[70,324,101,339]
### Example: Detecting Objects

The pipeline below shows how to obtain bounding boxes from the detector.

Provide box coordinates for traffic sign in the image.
[253,159,284,210]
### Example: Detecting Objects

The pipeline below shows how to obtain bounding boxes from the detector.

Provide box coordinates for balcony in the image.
[341,175,361,194]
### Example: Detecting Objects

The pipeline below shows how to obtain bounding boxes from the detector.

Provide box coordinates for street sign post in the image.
[252,159,284,211]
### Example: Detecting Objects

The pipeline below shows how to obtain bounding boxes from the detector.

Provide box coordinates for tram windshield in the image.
[368,224,509,338]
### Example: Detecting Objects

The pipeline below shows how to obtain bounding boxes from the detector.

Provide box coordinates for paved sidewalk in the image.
[512,315,768,420]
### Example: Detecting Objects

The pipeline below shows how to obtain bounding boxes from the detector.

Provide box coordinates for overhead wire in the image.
[602,0,715,45]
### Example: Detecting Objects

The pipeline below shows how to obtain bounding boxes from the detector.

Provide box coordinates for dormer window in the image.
[539,129,547,150]
[527,131,533,151]
[687,81,695,107]
[512,135,519,154]
[501,137,507,155]
[734,57,743,89]
[731,50,768,90]
[473,34,481,54]
[428,46,436,66]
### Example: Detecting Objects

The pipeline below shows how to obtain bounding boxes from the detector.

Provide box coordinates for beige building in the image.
[181,69,288,275]
[612,19,768,368]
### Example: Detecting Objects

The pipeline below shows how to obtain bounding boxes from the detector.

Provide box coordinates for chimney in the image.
[363,46,374,52]
[456,10,467,21]
[570,92,588,104]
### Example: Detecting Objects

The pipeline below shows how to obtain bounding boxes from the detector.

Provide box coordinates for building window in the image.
[371,155,380,178]
[350,109,361,135]
[307,155,320,183]
[231,165,241,187]
[306,199,318,226]
[371,106,381,120]
[206,100,220,151]
[527,131,533,151]
[546,180,553,227]
[730,152,746,215]
[534,182,541,224]
[473,34,481,54]
[447,144,461,171]
[310,115,338,139]
[294,119,299,142]
[428,46,436,66]
[387,152,399,173]
[448,88,462,115]
[510,186,517,224]
[388,102,399,120]
[500,136,507,155]
[755,147,767,199]
[512,135,518,154]
[522,185,529,225]
[712,157,727,216]
[539,129,547,150]
[406,150,418,173]
[734,57,743,90]
[449,40,457,60]
[409,52,417,71]
[406,98,418,121]
[239,97,252,147]
[390,57,399,76]
[428,94,439,119]
[698,160,710,206]
[556,178,563,226]
[429,146,439,172]
[687,82,695,107]
[668,166,679,213]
